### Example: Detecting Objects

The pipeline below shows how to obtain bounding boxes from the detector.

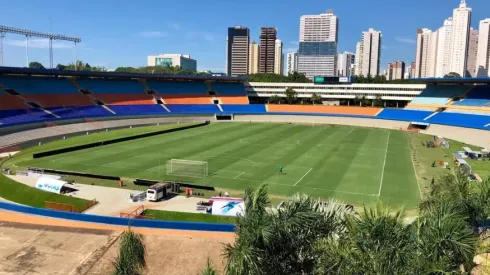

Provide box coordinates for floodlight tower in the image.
[0,31,4,66]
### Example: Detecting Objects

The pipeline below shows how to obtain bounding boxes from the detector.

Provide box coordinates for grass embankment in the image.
[143,209,236,224]
[0,123,196,209]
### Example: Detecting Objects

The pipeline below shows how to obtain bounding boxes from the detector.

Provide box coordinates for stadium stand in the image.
[109,104,168,115]
[95,94,156,105]
[22,95,95,107]
[409,85,468,105]
[221,104,266,114]
[77,79,144,94]
[47,106,112,119]
[425,112,490,129]
[0,109,56,125]
[452,86,490,107]
[267,105,382,116]
[0,95,29,110]
[376,109,434,121]
[147,81,208,95]
[0,76,78,94]
[163,95,213,104]
[210,83,246,95]
[166,104,221,113]
[218,96,249,104]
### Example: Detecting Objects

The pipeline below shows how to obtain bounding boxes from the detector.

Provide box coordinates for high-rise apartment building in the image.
[466,28,479,77]
[435,17,453,77]
[248,40,260,74]
[476,18,490,77]
[415,28,434,78]
[274,39,283,75]
[226,26,250,76]
[355,28,382,77]
[450,0,471,77]
[259,27,277,74]
[388,61,405,80]
[286,52,298,74]
[337,52,355,76]
[297,9,338,78]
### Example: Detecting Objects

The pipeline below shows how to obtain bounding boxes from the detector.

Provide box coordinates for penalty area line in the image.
[378,131,390,197]
[293,168,312,186]
[234,172,246,179]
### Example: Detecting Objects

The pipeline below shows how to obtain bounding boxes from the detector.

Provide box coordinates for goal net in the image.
[166,159,208,178]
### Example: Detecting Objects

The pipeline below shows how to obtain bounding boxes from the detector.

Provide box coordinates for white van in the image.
[146,182,170,202]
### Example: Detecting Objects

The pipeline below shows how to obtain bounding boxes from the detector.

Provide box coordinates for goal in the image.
[166,159,208,178]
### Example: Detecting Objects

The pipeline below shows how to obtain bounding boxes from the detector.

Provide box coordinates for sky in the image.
[1,0,489,73]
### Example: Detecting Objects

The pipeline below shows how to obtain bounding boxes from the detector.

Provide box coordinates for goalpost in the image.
[166,159,208,178]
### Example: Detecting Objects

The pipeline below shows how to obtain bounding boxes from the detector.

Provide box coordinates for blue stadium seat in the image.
[376,109,433,121]
[0,109,56,125]
[452,86,490,107]
[426,112,490,129]
[47,106,113,119]
[110,104,168,115]
[0,76,78,94]
[211,83,247,95]
[166,104,221,113]
[221,104,266,114]
[147,81,207,95]
[77,79,144,94]
[410,85,468,105]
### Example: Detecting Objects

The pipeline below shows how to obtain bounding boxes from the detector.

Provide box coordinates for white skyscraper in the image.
[355,28,382,77]
[466,28,479,77]
[297,9,338,78]
[415,28,434,78]
[286,52,298,74]
[449,0,471,77]
[435,17,454,77]
[274,39,283,75]
[476,18,490,77]
[248,40,260,74]
[337,52,355,76]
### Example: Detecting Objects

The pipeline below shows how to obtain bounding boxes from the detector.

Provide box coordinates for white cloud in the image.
[289,41,299,45]
[395,37,416,44]
[4,38,73,49]
[283,47,298,53]
[381,45,392,50]
[170,23,181,31]
[187,31,217,42]
[139,31,168,38]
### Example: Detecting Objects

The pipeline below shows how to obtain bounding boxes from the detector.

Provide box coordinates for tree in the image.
[285,87,297,104]
[55,64,66,70]
[268,95,283,104]
[28,61,45,69]
[112,229,146,275]
[353,95,361,106]
[310,93,322,105]
[373,94,384,107]
[444,72,462,78]
[200,258,218,275]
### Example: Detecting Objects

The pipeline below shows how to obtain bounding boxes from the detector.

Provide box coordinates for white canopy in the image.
[36,177,67,194]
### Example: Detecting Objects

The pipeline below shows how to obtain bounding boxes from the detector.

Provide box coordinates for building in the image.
[415,28,434,78]
[274,39,283,75]
[466,28,479,77]
[355,28,382,77]
[259,27,277,74]
[435,17,454,78]
[388,61,405,81]
[476,18,490,77]
[147,54,197,71]
[286,52,298,74]
[337,52,355,76]
[248,40,260,74]
[226,26,250,76]
[404,61,416,79]
[449,0,472,77]
[297,9,339,78]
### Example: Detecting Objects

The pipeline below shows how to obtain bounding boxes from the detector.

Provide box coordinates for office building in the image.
[466,28,479,77]
[415,28,434,78]
[337,52,355,76]
[435,17,454,77]
[297,9,339,78]
[248,40,260,74]
[274,39,283,75]
[226,26,250,76]
[259,27,277,73]
[388,61,405,80]
[286,52,298,74]
[476,18,490,77]
[450,0,472,77]
[147,54,197,71]
[355,28,382,77]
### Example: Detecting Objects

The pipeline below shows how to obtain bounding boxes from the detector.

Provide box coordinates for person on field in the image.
[279,165,283,175]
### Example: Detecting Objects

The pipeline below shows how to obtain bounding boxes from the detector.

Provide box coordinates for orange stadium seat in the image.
[95,94,155,105]
[218,96,249,104]
[163,95,213,104]
[0,95,29,110]
[22,95,95,108]
[267,105,382,116]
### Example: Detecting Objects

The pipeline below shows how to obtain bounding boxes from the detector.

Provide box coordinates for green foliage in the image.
[28,61,45,69]
[114,65,209,76]
[112,229,146,275]
[200,258,218,275]
[248,72,310,83]
[267,95,284,104]
[143,209,235,224]
[373,94,384,107]
[310,93,322,105]
[285,87,298,104]
[56,60,107,72]
[444,72,462,78]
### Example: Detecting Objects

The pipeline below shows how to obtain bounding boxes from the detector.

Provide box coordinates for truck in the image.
[146,182,170,202]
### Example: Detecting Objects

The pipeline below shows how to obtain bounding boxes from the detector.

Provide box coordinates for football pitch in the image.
[22,122,421,207]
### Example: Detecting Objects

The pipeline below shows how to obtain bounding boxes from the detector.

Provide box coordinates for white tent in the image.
[36,177,67,194]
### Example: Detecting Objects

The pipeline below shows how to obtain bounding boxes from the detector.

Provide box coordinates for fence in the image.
[120,205,152,219]
[45,199,98,213]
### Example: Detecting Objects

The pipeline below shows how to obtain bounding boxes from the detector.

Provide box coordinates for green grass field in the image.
[17,122,421,208]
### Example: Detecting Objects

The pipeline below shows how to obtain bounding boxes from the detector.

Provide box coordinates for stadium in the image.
[0,67,490,273]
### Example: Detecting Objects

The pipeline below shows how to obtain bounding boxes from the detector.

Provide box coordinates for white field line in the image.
[485,122,490,127]
[293,168,313,186]
[409,143,424,199]
[378,131,390,197]
[234,172,246,179]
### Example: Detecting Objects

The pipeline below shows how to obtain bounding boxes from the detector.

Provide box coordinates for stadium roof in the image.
[412,77,490,84]
[0,66,247,82]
